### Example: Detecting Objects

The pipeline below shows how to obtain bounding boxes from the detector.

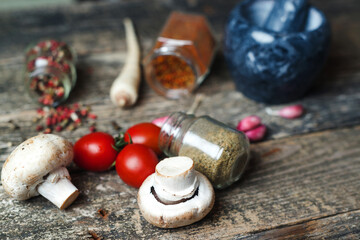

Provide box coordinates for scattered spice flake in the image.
[111,121,122,131]
[88,230,102,240]
[7,120,20,130]
[89,125,96,133]
[34,103,98,133]
[97,208,109,219]
[261,148,281,158]
[88,113,97,119]
[36,125,44,131]
[44,128,52,134]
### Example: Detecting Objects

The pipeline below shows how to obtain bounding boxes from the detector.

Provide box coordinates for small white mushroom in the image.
[137,156,215,228]
[1,134,79,209]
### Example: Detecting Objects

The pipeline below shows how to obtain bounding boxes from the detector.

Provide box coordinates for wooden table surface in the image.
[0,0,359,239]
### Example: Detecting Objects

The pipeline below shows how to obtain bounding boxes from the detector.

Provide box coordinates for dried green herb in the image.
[179,118,249,189]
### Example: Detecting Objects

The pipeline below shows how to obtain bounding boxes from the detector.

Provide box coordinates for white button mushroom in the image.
[137,156,215,228]
[1,134,79,209]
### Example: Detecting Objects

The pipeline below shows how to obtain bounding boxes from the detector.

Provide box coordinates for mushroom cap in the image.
[1,134,73,200]
[137,157,215,228]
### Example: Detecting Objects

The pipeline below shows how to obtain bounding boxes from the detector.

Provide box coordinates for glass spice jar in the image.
[143,11,216,99]
[159,112,250,189]
[24,39,77,106]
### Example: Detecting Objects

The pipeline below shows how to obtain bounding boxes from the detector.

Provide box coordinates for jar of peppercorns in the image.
[143,12,216,99]
[24,40,77,106]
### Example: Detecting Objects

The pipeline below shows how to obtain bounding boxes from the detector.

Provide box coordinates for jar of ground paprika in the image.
[143,12,216,99]
[159,112,250,189]
[24,40,77,106]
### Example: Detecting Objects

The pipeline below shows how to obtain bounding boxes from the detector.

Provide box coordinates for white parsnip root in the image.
[110,18,141,107]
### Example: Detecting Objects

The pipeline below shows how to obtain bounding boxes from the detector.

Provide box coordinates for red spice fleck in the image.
[51,116,58,125]
[36,125,44,131]
[261,148,281,158]
[88,113,97,119]
[35,103,98,133]
[37,108,45,116]
[89,126,96,132]
[45,117,52,126]
[80,109,88,116]
[43,128,52,134]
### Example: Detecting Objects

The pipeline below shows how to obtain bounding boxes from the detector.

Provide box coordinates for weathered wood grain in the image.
[1,126,359,239]
[0,0,359,146]
[242,210,360,240]
[0,0,360,239]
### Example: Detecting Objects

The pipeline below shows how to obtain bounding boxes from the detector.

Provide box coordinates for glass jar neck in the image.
[159,112,196,156]
[25,66,72,107]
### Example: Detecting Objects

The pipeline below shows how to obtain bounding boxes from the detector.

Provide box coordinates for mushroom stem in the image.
[154,156,199,204]
[37,167,79,209]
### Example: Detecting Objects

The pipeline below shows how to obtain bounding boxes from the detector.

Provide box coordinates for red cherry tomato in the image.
[115,144,159,188]
[73,132,118,172]
[124,122,162,155]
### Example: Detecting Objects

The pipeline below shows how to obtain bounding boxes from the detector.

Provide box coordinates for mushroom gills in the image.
[150,186,199,205]
[137,156,215,228]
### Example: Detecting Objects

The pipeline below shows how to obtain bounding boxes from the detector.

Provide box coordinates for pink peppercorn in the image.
[88,113,97,119]
[36,125,44,131]
[89,126,96,132]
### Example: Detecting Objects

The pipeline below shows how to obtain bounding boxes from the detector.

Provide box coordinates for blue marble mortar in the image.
[224,0,331,104]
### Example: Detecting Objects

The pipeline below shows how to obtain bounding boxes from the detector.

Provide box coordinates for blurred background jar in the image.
[24,39,77,106]
[143,12,216,99]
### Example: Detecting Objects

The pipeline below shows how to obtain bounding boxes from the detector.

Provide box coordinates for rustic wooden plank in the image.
[0,0,359,144]
[1,54,360,146]
[242,210,360,240]
[0,0,360,238]
[0,0,359,59]
[1,126,359,239]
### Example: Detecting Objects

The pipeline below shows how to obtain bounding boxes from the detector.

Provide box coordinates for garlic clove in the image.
[236,115,262,132]
[245,124,267,142]
[279,104,304,119]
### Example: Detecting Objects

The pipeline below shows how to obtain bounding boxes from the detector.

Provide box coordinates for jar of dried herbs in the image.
[143,11,216,99]
[159,112,250,189]
[24,40,77,106]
